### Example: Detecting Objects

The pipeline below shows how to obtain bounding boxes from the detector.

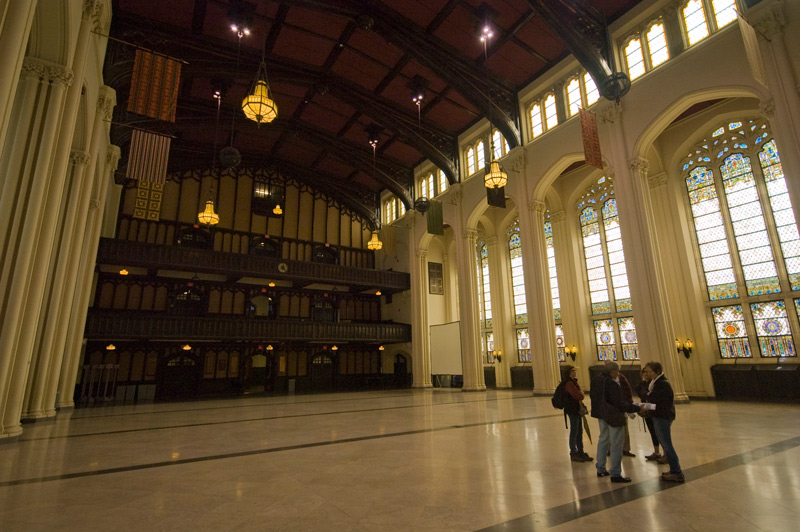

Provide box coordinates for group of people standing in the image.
[559,360,684,484]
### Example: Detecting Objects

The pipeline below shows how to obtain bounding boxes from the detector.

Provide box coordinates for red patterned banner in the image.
[580,108,603,169]
[127,49,181,122]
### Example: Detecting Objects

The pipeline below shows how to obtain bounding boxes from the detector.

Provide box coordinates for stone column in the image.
[0,58,72,440]
[749,2,800,233]
[58,145,120,409]
[410,230,432,388]
[518,200,560,395]
[454,227,485,391]
[0,0,37,153]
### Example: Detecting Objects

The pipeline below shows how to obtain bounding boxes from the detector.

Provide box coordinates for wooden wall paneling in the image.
[326,202,338,245]
[288,351,297,376]
[142,284,155,310]
[313,196,327,243]
[284,183,299,240]
[98,282,114,307]
[340,212,351,248]
[290,294,300,317]
[204,351,215,378]
[220,290,233,314]
[127,284,142,310]
[233,291,246,315]
[131,351,145,381]
[300,295,310,318]
[297,189,312,241]
[208,289,221,313]
[162,179,180,222]
[279,294,290,317]
[216,351,228,378]
[145,351,158,380]
[155,285,168,310]
[118,352,131,381]
[229,351,239,377]
[180,175,201,225]
[298,350,307,376]
[113,284,128,309]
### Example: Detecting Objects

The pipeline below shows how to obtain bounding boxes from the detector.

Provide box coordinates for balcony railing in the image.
[96,238,410,292]
[85,310,412,343]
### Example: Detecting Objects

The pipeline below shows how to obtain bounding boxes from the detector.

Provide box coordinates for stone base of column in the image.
[0,425,23,440]
[674,393,691,404]
[461,385,487,392]
[56,401,75,409]
[21,412,57,424]
[412,383,433,389]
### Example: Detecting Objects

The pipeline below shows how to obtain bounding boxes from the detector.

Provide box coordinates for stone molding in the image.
[70,150,91,166]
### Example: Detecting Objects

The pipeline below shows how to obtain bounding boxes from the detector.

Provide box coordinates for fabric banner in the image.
[738,14,768,89]
[579,108,603,169]
[126,129,171,184]
[487,186,506,208]
[427,200,443,235]
[128,49,181,122]
[380,224,396,256]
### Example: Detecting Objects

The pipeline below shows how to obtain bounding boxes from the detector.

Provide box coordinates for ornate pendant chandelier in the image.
[242,59,277,125]
[367,230,383,250]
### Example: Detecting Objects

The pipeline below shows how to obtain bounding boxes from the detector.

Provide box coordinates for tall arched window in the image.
[566,78,581,117]
[545,215,564,361]
[477,239,494,363]
[683,119,799,359]
[467,147,476,175]
[476,140,485,171]
[508,220,530,362]
[578,176,638,361]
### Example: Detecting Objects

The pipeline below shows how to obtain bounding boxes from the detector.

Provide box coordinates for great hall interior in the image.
[1,0,800,530]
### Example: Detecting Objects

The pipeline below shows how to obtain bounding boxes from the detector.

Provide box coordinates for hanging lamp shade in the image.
[367,230,383,251]
[198,199,220,225]
[485,159,508,188]
[242,61,278,124]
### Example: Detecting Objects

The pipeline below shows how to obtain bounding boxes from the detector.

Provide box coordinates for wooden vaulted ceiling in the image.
[106,0,642,223]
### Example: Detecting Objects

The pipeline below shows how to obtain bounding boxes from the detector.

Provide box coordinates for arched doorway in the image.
[158,353,200,402]
[393,354,410,388]
[309,353,336,391]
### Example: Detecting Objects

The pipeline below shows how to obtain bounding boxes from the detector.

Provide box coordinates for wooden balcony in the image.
[96,238,410,292]
[85,310,412,343]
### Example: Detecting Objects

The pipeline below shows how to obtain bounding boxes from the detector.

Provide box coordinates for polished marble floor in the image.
[1,389,799,531]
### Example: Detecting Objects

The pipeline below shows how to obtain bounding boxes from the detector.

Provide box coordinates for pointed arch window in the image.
[566,78,582,117]
[508,220,530,362]
[544,93,558,130]
[546,215,565,362]
[477,239,494,364]
[467,147,476,175]
[622,19,669,81]
[683,118,799,359]
[683,0,710,45]
[530,104,544,138]
[584,73,599,106]
[476,140,486,171]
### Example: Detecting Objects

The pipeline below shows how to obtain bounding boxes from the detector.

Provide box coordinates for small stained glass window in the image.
[467,147,476,175]
[477,241,492,329]
[618,317,639,361]
[517,328,531,363]
[712,305,752,358]
[751,300,796,358]
[646,22,669,68]
[508,221,527,324]
[555,323,566,362]
[594,319,617,361]
[544,93,558,130]
[476,140,485,171]
[438,169,448,194]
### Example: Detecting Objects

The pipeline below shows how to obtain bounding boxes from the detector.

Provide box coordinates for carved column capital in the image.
[465,229,478,243]
[648,172,668,189]
[45,64,74,88]
[485,236,498,247]
[549,210,567,224]
[88,199,101,212]
[531,200,547,216]
[20,58,47,81]
[508,146,526,173]
[83,0,106,31]
[97,86,117,121]
[749,0,785,39]
[106,145,121,172]
[70,150,91,166]
[598,101,623,124]
[760,98,776,119]
[416,249,428,259]
[628,156,650,178]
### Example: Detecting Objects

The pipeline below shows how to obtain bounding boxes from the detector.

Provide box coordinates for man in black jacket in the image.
[641,361,684,482]
[590,360,640,483]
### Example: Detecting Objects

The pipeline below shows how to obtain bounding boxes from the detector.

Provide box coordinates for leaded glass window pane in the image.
[581,206,610,314]
[493,130,503,159]
[712,0,737,29]
[545,220,561,321]
[759,139,800,289]
[485,332,495,364]
[530,104,543,137]
[721,153,780,295]
[555,324,566,362]
[712,305,752,358]
[602,199,632,312]
[544,93,558,130]
[467,147,476,175]
[438,169,448,194]
[594,319,616,361]
[508,223,527,323]
[566,78,581,116]
[583,73,599,106]
[646,22,669,68]
[686,166,738,300]
[477,242,492,329]
[517,328,531,363]
[683,0,709,46]
[750,300,796,358]
[618,317,639,361]
[476,141,485,172]
[625,38,645,80]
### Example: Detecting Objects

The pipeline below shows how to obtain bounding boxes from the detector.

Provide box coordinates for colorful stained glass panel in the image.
[712,305,752,358]
[594,319,617,361]
[618,317,639,361]
[750,300,796,358]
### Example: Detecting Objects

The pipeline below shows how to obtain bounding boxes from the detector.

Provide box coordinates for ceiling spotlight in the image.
[480,25,493,42]
[366,124,381,150]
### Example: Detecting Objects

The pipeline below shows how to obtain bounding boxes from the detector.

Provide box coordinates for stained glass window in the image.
[720,153,780,296]
[594,319,617,361]
[683,0,709,46]
[493,130,503,159]
[759,140,800,290]
[530,104,543,138]
[508,221,528,325]
[712,305,752,358]
[484,332,495,365]
[581,206,610,314]
[477,241,492,329]
[544,93,558,130]
[685,166,738,300]
[545,220,561,321]
[646,22,669,68]
[712,0,737,28]
[467,147,476,175]
[517,328,531,363]
[751,300,796,358]
[555,323,566,362]
[625,38,645,80]
[603,199,632,312]
[566,78,581,116]
[584,73,599,106]
[618,317,639,361]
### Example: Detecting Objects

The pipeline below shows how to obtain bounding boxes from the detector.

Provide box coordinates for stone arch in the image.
[27,0,74,65]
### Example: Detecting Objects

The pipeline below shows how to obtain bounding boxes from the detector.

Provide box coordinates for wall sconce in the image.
[378,345,385,351]
[375,290,382,296]
[675,338,693,359]
[182,344,192,351]
[119,268,129,276]
[491,349,502,363]
[266,344,274,351]
[106,344,116,351]
[331,345,338,351]
[565,345,577,361]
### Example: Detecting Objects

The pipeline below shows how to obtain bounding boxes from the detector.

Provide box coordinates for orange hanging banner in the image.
[127,49,181,122]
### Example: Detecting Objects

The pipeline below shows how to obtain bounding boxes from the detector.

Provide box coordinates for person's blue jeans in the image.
[567,413,584,454]
[652,416,681,474]
[596,419,624,477]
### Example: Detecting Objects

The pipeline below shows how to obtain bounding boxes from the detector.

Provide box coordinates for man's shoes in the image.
[661,472,685,483]
[623,451,636,457]
[580,453,594,462]
[645,453,661,461]
[610,476,632,483]
[571,454,586,462]
[657,455,668,464]
[597,470,610,477]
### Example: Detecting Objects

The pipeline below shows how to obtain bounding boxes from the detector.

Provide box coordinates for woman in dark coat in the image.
[562,365,592,462]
